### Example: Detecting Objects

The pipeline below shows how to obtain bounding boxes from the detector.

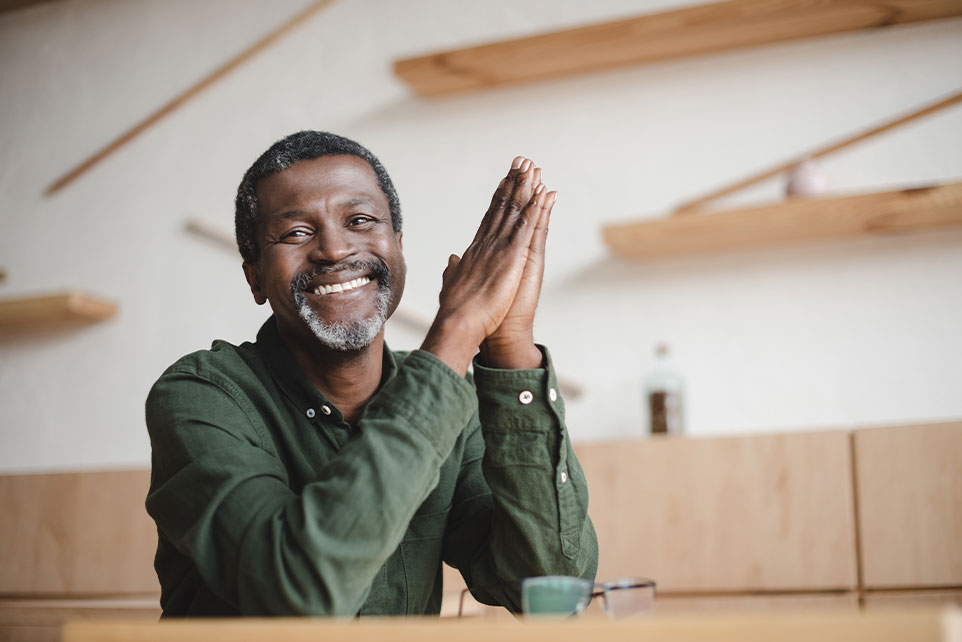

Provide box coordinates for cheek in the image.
[260,252,302,291]
[391,255,407,298]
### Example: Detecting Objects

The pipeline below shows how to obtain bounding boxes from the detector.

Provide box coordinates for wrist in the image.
[419,314,483,377]
[478,338,543,370]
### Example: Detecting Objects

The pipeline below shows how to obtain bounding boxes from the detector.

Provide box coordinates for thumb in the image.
[442,254,461,284]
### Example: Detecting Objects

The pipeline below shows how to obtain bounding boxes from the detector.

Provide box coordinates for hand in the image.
[420,157,547,375]
[480,166,557,369]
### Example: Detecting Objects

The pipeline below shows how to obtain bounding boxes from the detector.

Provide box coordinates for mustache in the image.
[290,260,390,295]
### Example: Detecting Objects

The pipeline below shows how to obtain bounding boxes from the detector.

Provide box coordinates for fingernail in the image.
[535,183,545,194]
[521,159,532,172]
[511,156,524,169]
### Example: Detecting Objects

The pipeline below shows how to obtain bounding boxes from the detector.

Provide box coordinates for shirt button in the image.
[519,390,534,405]
[305,408,316,419]
[321,405,332,416]
[549,388,558,402]
[560,470,568,484]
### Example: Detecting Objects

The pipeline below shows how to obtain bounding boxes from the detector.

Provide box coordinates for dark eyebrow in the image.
[264,196,380,223]
[259,208,309,223]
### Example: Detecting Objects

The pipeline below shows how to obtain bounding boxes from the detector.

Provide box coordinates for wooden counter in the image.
[62,609,958,642]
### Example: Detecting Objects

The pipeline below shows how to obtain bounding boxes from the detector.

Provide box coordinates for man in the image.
[145,131,597,617]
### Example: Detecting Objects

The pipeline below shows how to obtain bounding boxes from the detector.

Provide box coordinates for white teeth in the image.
[312,276,370,296]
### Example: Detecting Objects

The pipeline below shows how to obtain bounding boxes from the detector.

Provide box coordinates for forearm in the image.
[445,348,598,610]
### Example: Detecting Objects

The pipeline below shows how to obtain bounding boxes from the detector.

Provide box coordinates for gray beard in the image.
[294,286,390,352]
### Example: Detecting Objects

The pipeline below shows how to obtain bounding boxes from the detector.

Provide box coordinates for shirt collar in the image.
[254,315,399,420]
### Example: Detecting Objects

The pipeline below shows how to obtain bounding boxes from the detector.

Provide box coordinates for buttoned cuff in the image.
[472,345,565,432]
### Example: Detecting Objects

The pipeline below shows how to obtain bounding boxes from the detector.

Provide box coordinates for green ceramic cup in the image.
[521,575,594,617]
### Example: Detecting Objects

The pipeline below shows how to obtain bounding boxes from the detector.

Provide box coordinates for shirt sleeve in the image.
[145,350,475,616]
[441,345,599,612]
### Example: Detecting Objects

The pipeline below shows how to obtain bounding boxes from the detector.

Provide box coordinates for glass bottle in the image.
[644,343,684,436]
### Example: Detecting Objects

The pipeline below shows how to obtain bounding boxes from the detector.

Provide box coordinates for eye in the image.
[348,215,375,227]
[280,228,313,242]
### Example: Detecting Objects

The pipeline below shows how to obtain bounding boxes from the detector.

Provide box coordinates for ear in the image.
[395,230,403,252]
[242,262,267,305]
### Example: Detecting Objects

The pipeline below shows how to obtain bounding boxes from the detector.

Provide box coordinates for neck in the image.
[278,323,385,426]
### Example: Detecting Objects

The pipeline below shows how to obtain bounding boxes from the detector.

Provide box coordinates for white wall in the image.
[1,0,960,473]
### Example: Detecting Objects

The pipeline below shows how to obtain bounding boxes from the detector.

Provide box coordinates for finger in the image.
[507,182,546,252]
[475,157,528,243]
[495,159,537,235]
[527,190,556,258]
[489,157,526,212]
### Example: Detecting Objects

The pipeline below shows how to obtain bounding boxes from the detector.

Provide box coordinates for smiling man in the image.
[145,131,597,617]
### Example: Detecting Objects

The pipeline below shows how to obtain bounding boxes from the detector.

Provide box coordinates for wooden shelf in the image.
[394,0,962,96]
[603,182,962,260]
[0,292,118,332]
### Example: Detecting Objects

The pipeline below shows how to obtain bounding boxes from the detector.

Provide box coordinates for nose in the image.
[308,223,357,264]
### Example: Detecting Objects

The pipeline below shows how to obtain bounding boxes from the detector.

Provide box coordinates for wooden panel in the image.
[648,592,858,614]
[62,611,945,642]
[574,432,858,592]
[448,589,860,619]
[442,569,861,617]
[394,0,962,96]
[0,470,158,595]
[0,598,159,642]
[854,421,962,588]
[0,292,117,332]
[603,182,962,260]
[864,589,962,610]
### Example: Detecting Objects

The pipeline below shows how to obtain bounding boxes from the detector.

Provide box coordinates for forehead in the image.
[255,155,387,217]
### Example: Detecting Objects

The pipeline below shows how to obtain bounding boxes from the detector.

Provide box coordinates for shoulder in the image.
[155,336,268,385]
[148,338,265,410]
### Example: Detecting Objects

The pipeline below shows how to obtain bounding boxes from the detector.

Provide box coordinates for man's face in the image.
[243,155,405,351]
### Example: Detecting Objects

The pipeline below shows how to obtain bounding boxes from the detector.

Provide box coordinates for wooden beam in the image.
[0,0,62,14]
[0,292,117,331]
[394,0,962,97]
[44,0,337,196]
[603,182,962,260]
[674,89,962,214]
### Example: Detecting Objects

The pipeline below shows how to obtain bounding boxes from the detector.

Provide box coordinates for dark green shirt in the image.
[145,317,597,617]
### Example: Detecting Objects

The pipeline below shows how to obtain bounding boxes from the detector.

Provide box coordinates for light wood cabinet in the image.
[574,432,858,593]
[3,421,960,635]
[854,422,962,588]
[0,470,157,595]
